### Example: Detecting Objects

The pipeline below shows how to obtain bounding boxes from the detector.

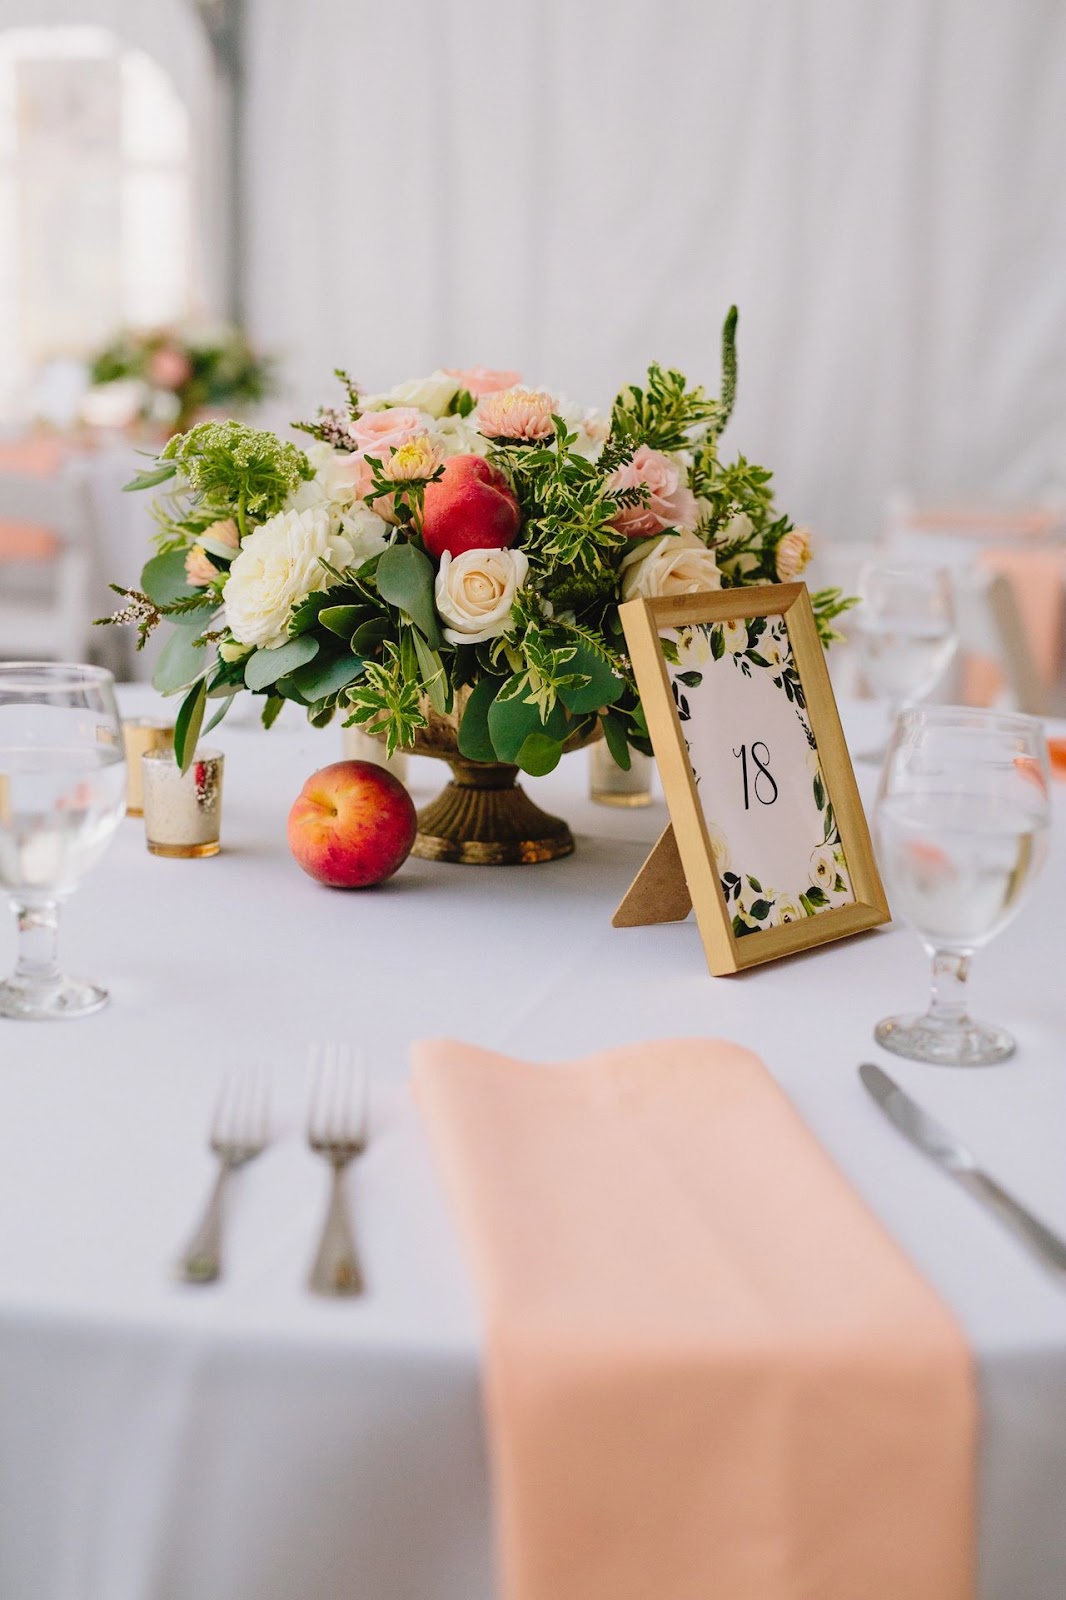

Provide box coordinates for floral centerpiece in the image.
[83,321,274,435]
[102,309,852,862]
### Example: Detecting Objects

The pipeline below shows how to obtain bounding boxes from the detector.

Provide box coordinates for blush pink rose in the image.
[333,453,376,499]
[443,366,523,398]
[149,346,193,390]
[608,444,699,538]
[476,387,556,442]
[347,407,428,457]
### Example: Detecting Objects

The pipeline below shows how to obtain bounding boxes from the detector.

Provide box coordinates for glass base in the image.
[0,974,109,1021]
[590,788,653,808]
[875,1010,1015,1066]
[147,839,220,858]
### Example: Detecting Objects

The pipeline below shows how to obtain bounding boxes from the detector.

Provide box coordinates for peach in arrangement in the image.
[287,761,417,888]
[421,455,520,560]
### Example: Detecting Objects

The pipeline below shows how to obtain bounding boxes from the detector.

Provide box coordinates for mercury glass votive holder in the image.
[342,724,409,785]
[589,740,653,807]
[142,748,224,858]
[122,718,174,815]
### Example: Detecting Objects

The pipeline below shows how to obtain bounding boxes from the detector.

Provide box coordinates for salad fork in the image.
[177,1065,271,1284]
[307,1041,368,1297]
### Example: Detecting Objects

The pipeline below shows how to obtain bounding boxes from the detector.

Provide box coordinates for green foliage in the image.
[343,645,427,756]
[244,636,319,690]
[160,422,312,537]
[174,680,207,772]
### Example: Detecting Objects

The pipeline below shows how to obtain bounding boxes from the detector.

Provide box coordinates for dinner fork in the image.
[177,1065,271,1284]
[307,1042,368,1297]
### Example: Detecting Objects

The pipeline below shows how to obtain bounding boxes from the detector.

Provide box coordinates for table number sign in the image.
[616,583,889,973]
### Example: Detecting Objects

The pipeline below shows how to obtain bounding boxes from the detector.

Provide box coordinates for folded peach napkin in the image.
[414,1038,975,1600]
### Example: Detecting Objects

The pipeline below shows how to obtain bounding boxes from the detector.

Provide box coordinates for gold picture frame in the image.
[616,582,889,974]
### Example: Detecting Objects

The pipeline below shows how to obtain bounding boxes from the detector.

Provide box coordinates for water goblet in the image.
[0,663,126,1019]
[853,560,956,762]
[874,705,1050,1065]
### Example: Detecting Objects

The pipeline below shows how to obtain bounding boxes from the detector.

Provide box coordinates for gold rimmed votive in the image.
[142,747,224,858]
[589,740,653,807]
[122,718,174,815]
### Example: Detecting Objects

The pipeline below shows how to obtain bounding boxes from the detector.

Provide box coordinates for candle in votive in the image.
[142,748,224,858]
[122,718,174,815]
[589,740,653,807]
[342,724,409,785]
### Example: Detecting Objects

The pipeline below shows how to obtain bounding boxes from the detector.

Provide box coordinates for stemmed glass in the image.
[874,705,1050,1065]
[0,664,126,1020]
[853,561,957,762]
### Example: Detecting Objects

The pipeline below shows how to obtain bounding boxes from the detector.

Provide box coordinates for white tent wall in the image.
[244,0,1066,544]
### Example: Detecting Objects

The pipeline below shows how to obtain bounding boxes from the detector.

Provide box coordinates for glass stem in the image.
[927,948,971,1027]
[12,899,62,988]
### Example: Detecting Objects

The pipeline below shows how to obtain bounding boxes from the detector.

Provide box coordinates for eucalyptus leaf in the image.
[174,679,207,773]
[488,681,569,763]
[142,549,197,608]
[457,675,502,762]
[351,616,390,654]
[244,636,318,691]
[289,652,366,700]
[601,713,632,771]
[153,626,216,694]
[515,732,563,776]
[557,642,624,715]
[376,543,443,648]
[202,694,237,735]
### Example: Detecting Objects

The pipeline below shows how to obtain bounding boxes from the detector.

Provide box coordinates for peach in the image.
[287,760,417,888]
[421,454,520,560]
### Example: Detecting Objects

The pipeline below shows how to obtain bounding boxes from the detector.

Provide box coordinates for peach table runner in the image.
[414,1038,976,1600]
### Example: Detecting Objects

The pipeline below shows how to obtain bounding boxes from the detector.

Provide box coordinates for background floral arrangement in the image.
[84,321,274,434]
[104,309,853,772]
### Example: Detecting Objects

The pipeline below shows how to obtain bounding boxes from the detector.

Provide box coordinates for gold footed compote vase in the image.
[403,692,599,865]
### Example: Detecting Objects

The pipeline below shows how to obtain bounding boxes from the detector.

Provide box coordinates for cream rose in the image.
[619,528,721,602]
[810,844,851,902]
[770,895,805,925]
[223,506,355,650]
[434,547,529,645]
[362,372,461,418]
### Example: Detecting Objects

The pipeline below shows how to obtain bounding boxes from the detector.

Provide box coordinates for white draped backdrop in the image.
[2,0,1065,541]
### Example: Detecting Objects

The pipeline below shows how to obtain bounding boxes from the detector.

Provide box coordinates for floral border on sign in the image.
[665,616,853,936]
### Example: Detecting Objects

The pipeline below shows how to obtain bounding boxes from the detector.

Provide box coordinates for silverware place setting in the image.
[859,1062,1066,1278]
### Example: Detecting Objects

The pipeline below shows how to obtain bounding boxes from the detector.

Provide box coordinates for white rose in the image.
[362,372,461,419]
[722,617,749,654]
[223,506,355,650]
[435,547,529,645]
[340,505,391,566]
[770,894,805,925]
[676,625,711,669]
[810,844,850,903]
[619,528,721,603]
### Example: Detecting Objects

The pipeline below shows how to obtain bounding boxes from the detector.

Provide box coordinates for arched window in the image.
[0,25,194,419]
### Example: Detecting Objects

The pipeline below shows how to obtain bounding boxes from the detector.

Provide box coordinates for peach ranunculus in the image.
[608,445,699,538]
[185,545,219,586]
[347,406,428,457]
[444,366,523,398]
[775,526,813,580]
[383,434,445,483]
[202,517,240,550]
[476,387,556,442]
[149,346,193,391]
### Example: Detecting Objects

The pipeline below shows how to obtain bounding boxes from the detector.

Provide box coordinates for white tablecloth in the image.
[0,691,1063,1600]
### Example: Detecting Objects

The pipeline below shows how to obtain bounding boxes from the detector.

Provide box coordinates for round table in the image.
[0,690,1063,1600]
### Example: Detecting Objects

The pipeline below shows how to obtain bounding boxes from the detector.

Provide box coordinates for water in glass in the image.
[0,665,126,1019]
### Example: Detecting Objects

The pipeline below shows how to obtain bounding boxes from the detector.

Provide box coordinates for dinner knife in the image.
[859,1062,1066,1277]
